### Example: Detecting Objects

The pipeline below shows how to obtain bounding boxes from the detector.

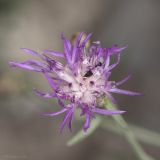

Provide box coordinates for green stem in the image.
[104,99,155,160]
[101,120,160,148]
[67,117,101,146]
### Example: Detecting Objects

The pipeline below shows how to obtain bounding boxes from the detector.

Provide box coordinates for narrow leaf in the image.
[67,117,101,146]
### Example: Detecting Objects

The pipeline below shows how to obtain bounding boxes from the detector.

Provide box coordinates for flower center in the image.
[59,63,105,105]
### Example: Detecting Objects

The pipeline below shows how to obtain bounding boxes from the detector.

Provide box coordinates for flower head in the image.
[10,32,141,132]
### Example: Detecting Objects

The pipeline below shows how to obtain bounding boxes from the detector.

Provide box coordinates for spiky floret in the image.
[10,32,141,132]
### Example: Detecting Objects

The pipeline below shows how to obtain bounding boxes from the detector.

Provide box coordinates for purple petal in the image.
[21,48,44,59]
[92,108,126,115]
[104,54,110,68]
[80,108,85,116]
[76,32,84,45]
[33,88,55,98]
[71,32,84,63]
[107,53,120,71]
[81,33,92,47]
[42,108,68,116]
[45,56,63,70]
[60,109,73,132]
[104,91,117,104]
[21,60,47,68]
[109,88,142,96]
[104,71,111,81]
[43,50,65,58]
[68,113,73,132]
[83,114,91,132]
[116,74,132,86]
[9,61,42,72]
[61,33,72,65]
[109,45,128,55]
[43,72,57,90]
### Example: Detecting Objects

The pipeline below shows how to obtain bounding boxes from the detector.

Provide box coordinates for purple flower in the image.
[9,32,141,132]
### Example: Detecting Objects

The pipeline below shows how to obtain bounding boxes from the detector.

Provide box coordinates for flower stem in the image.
[67,117,101,146]
[104,99,155,160]
[101,120,160,148]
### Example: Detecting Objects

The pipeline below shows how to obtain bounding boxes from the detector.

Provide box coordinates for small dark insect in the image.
[84,70,93,77]
[84,62,102,77]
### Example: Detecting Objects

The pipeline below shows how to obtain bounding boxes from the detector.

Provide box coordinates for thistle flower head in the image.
[10,32,141,132]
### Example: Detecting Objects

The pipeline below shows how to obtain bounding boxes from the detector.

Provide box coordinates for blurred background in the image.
[0,0,160,159]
